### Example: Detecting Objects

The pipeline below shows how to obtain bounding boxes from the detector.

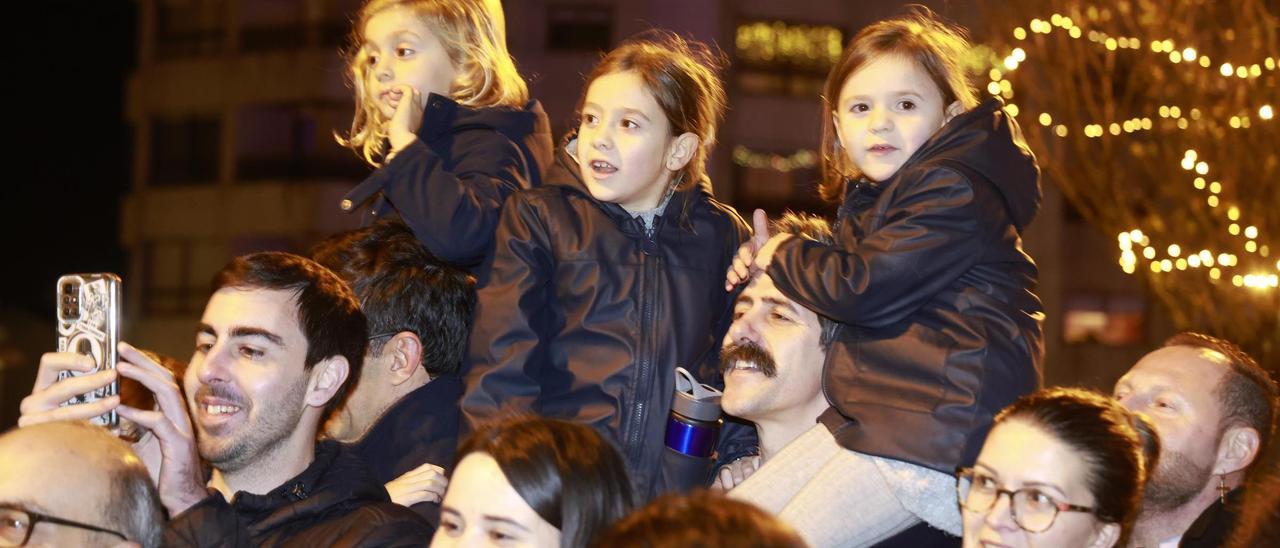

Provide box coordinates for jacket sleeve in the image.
[161,492,253,548]
[767,167,982,328]
[460,194,554,429]
[355,132,532,267]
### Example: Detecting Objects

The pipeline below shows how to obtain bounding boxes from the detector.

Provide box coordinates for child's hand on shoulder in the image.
[726,209,789,291]
[387,84,424,155]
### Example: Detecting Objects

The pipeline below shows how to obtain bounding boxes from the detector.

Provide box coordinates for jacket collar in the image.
[233,440,390,532]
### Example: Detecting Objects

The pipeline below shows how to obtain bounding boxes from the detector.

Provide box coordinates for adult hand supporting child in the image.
[384,461,449,506]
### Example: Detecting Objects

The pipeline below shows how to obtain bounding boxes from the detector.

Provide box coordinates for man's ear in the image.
[1089,521,1121,548]
[306,356,350,409]
[1215,425,1261,476]
[386,331,424,386]
[665,132,699,172]
[945,100,965,124]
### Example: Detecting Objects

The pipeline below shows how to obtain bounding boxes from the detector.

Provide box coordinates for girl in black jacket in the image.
[463,34,752,500]
[725,8,1045,543]
[336,0,553,268]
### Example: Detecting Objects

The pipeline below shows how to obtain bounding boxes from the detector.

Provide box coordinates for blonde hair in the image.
[338,0,530,166]
[818,7,979,202]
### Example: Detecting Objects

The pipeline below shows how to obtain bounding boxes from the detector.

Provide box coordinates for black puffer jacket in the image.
[767,99,1045,474]
[462,140,752,498]
[341,93,554,269]
[162,441,431,547]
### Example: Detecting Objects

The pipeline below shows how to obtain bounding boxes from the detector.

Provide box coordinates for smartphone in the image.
[56,273,122,428]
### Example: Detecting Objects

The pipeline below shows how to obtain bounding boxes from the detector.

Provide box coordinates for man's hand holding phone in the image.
[19,352,120,427]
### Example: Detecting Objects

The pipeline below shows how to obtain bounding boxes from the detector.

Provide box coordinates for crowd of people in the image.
[5,1,1277,547]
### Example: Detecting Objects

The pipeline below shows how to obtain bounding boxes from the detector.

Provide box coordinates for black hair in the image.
[769,211,840,350]
[312,219,476,377]
[996,387,1159,547]
[211,251,367,418]
[455,416,635,548]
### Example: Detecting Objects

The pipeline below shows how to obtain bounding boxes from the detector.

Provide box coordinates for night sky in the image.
[7,2,135,318]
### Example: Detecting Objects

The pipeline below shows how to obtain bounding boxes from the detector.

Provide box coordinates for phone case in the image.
[56,273,122,427]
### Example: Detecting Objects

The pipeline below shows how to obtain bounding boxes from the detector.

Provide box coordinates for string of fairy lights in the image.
[989,11,1277,290]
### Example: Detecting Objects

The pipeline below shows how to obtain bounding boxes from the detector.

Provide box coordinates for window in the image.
[239,0,306,52]
[1063,293,1145,346]
[547,4,612,52]
[236,103,368,181]
[155,0,225,60]
[150,116,221,186]
[734,20,844,98]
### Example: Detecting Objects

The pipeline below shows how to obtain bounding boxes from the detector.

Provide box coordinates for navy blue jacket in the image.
[462,139,753,499]
[341,94,554,269]
[768,99,1045,474]
[347,374,463,529]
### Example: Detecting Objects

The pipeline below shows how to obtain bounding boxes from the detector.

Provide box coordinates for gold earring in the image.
[1217,474,1228,504]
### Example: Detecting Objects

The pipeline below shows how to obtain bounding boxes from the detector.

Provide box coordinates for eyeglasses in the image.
[955,468,1097,533]
[0,504,128,546]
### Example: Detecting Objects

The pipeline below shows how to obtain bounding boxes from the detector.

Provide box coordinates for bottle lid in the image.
[671,367,722,422]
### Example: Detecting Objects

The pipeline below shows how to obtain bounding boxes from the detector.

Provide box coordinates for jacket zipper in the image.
[627,241,661,465]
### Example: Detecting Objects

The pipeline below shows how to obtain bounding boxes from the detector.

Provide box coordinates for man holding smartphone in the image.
[22,252,432,545]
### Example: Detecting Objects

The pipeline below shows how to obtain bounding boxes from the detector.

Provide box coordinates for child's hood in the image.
[420,93,554,182]
[906,98,1042,232]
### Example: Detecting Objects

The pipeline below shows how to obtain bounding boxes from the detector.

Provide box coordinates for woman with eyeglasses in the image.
[957,387,1159,548]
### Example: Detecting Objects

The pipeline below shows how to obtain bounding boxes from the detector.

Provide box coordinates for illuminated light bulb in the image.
[1190,108,1201,120]
[1230,223,1241,235]
[1199,56,1211,68]
[1012,47,1026,62]
[1200,250,1214,265]
[1122,263,1135,274]
[1245,226,1258,239]
[1055,125,1068,137]
[1003,57,1018,70]
[988,81,1002,95]
[1196,162,1209,175]
[1260,245,1270,257]
[1184,149,1197,161]
[1193,177,1206,189]
[1151,262,1163,273]
[1141,118,1153,130]
[1189,255,1201,268]
[1266,57,1276,70]
[1177,118,1190,130]
[1169,106,1182,117]
[1161,259,1173,271]
[1209,181,1221,193]
[1150,40,1162,52]
[1221,63,1234,76]
[1050,13,1062,25]
[1161,39,1174,51]
[1181,157,1195,170]
[1106,38,1117,51]
[1227,206,1240,220]
[1232,275,1244,287]
[1246,241,1258,253]
[1250,64,1262,77]
[1208,196,1219,207]
[1182,47,1196,60]
[1061,17,1073,28]
[1261,105,1274,120]
[1069,27,1081,39]
[1210,267,1221,280]
[1005,103,1019,116]
[989,68,1003,81]
[1168,244,1181,257]
[1237,66,1249,78]
[1014,27,1027,40]
[1168,50,1181,63]
[1109,123,1121,135]
[1129,229,1142,240]
[1176,258,1188,270]
[1039,113,1052,126]
[1123,120,1135,132]
[1144,247,1157,260]
[1241,117,1251,128]
[1159,105,1170,117]
[1230,116,1242,128]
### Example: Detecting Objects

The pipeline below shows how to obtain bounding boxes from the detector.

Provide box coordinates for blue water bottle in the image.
[664,367,723,458]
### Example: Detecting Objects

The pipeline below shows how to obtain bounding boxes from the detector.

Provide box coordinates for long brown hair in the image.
[818,7,979,202]
[577,32,727,192]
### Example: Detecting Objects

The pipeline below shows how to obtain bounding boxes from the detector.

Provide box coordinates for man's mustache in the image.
[720,341,777,377]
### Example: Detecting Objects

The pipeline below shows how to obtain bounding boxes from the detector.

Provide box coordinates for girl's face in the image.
[961,420,1120,548]
[835,54,960,182]
[434,452,562,548]
[577,71,695,213]
[362,6,458,119]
